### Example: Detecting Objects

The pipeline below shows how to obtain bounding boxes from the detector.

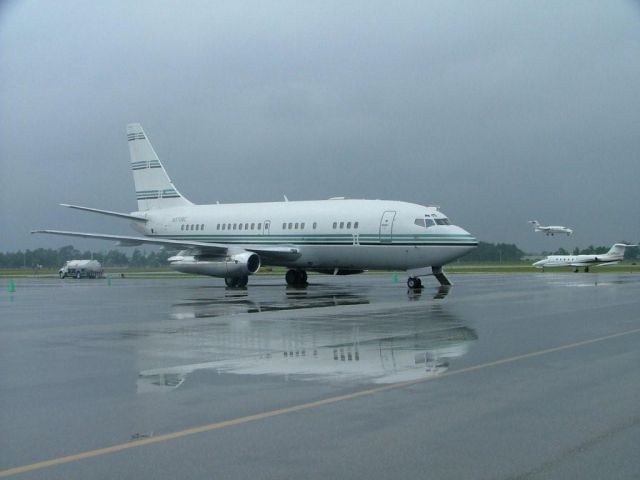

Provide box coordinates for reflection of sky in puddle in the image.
[138,287,476,392]
[538,274,634,289]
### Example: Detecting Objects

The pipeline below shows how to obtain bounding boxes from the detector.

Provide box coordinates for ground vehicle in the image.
[58,260,104,279]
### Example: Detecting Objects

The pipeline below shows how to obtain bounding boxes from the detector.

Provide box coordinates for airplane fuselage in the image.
[133,199,477,271]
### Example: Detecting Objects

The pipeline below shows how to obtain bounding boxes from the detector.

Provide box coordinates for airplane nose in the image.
[452,225,478,243]
[450,225,478,253]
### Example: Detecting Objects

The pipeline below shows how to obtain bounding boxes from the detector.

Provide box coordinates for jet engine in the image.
[167,250,261,278]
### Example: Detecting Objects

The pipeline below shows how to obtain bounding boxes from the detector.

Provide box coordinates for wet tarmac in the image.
[1,272,639,479]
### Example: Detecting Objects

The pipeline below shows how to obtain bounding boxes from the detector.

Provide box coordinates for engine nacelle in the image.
[167,251,261,278]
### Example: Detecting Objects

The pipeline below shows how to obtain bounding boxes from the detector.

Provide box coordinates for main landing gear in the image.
[225,275,249,288]
[285,269,308,287]
[407,277,423,289]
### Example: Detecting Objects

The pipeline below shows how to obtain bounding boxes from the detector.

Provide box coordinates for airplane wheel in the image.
[285,269,307,286]
[285,269,298,286]
[225,277,237,287]
[237,275,249,287]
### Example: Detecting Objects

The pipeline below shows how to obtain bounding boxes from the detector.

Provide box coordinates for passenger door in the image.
[379,211,396,244]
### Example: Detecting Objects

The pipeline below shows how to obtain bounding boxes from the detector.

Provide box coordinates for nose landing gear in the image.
[406,266,452,290]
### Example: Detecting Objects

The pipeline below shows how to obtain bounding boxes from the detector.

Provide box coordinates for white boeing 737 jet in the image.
[528,220,573,236]
[533,243,635,272]
[33,124,478,289]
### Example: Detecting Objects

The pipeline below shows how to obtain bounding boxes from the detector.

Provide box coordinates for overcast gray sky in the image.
[1,0,639,254]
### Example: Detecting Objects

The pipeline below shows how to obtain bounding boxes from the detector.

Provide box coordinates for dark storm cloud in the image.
[1,0,639,253]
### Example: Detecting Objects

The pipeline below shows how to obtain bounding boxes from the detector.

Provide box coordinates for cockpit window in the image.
[415,216,437,228]
[435,218,450,225]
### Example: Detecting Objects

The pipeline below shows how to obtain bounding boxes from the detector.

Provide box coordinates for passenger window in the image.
[295,222,299,229]
[347,222,352,229]
[196,224,200,231]
[239,223,243,230]
[313,222,317,229]
[258,223,262,230]
[251,223,255,230]
[301,222,305,229]
[222,224,226,230]
[201,224,205,230]
[233,224,237,230]
[288,222,293,229]
[181,225,184,231]
[227,223,231,230]
[333,222,337,229]
[339,222,344,229]
[245,223,249,230]
[282,222,287,229]
[216,224,220,230]
[354,222,359,229]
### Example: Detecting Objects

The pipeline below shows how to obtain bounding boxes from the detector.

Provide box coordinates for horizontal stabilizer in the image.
[60,204,147,222]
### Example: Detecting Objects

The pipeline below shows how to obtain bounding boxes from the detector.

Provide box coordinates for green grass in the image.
[1,263,639,278]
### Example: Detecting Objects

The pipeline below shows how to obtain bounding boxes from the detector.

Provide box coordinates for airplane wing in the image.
[31,230,300,259]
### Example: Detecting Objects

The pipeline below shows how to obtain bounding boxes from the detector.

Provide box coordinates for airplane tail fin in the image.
[606,243,635,257]
[127,123,193,211]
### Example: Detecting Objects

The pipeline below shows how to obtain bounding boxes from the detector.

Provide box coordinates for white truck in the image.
[59,260,104,279]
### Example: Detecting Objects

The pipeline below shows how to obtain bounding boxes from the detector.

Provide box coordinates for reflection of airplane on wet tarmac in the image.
[171,288,371,319]
[137,303,477,392]
[533,243,635,272]
[171,285,450,319]
[529,220,573,236]
[32,124,477,290]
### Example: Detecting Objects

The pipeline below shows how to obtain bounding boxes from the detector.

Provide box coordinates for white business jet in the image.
[33,124,478,289]
[529,220,573,236]
[532,243,635,272]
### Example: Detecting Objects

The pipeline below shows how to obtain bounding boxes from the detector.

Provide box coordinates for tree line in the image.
[0,245,171,269]
[0,242,637,269]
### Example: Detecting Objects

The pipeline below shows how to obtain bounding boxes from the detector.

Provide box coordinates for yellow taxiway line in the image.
[2,327,639,478]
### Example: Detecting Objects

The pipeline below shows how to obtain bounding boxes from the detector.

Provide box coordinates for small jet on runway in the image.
[529,220,573,236]
[532,243,635,272]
